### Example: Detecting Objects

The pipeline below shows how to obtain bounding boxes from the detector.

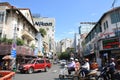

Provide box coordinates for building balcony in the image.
[22,30,35,41]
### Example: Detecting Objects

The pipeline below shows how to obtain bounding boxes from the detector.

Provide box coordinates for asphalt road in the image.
[13,64,62,80]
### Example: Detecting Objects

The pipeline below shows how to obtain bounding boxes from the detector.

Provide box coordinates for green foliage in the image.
[16,38,24,45]
[0,38,12,44]
[39,28,47,37]
[6,39,13,44]
[66,47,75,54]
[0,38,24,46]
[31,44,35,49]
[59,52,70,60]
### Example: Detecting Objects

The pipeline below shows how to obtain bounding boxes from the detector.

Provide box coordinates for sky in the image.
[1,0,120,41]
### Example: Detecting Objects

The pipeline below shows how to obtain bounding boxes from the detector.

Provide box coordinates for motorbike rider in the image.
[67,57,76,75]
[107,58,116,80]
[80,58,90,77]
[90,59,99,70]
[75,58,81,74]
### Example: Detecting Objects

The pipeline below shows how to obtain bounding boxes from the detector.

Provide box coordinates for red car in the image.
[19,58,52,74]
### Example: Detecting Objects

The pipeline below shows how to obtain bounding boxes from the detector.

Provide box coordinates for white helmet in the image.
[75,59,78,61]
[111,58,115,61]
[70,57,74,60]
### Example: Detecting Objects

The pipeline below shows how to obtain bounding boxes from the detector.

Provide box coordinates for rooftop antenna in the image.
[112,0,117,8]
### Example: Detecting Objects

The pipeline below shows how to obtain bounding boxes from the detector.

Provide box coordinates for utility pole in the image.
[11,6,17,72]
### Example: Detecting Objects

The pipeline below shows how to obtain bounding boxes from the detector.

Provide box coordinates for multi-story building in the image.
[0,2,38,60]
[75,22,95,57]
[60,38,74,52]
[79,22,96,34]
[74,33,80,53]
[83,6,120,68]
[33,17,55,54]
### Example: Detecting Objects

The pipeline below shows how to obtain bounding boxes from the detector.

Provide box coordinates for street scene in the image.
[13,64,61,80]
[0,0,120,80]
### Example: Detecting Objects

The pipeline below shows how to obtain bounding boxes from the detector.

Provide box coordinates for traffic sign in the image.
[11,49,16,58]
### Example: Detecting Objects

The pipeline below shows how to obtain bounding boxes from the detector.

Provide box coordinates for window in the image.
[110,11,120,24]
[39,60,44,63]
[23,23,25,29]
[104,22,106,30]
[103,21,109,31]
[46,60,50,63]
[17,28,19,31]
[0,12,4,23]
[106,21,108,28]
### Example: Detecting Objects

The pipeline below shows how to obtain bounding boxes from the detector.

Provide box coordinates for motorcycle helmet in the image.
[70,57,74,61]
[111,58,115,61]
[75,59,78,61]
[85,58,89,62]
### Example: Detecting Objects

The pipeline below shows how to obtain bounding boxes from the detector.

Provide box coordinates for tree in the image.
[39,28,47,37]
[59,52,70,60]
[16,38,24,45]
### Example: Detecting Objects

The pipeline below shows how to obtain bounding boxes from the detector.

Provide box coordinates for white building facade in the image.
[33,17,55,54]
[0,2,38,58]
[83,7,120,68]
[60,38,74,52]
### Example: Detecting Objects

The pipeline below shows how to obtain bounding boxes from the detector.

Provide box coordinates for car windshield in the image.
[61,60,66,62]
[27,60,36,64]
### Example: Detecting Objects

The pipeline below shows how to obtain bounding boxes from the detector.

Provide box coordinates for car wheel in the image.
[44,67,49,72]
[20,70,25,73]
[28,67,34,74]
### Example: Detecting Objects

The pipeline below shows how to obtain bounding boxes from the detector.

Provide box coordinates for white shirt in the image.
[110,62,115,66]
[82,62,90,70]
[68,61,76,68]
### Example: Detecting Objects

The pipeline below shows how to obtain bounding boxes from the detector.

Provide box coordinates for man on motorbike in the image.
[90,59,99,70]
[75,58,81,74]
[107,58,116,80]
[80,58,90,77]
[67,58,76,75]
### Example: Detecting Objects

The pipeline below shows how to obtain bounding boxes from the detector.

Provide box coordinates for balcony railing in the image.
[22,30,35,41]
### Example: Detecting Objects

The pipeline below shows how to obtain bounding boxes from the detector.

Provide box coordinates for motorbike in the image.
[59,65,79,80]
[96,66,109,80]
[97,66,120,80]
[79,68,99,80]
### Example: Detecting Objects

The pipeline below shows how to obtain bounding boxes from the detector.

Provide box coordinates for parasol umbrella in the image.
[2,55,13,60]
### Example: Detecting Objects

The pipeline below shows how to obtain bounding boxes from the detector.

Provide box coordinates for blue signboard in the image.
[11,49,16,58]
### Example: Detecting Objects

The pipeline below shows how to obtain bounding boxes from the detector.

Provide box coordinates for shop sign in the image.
[35,21,52,26]
[100,32,114,37]
[103,38,120,49]
[11,49,16,58]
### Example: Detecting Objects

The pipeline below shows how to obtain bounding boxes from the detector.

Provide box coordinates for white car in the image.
[59,60,67,66]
